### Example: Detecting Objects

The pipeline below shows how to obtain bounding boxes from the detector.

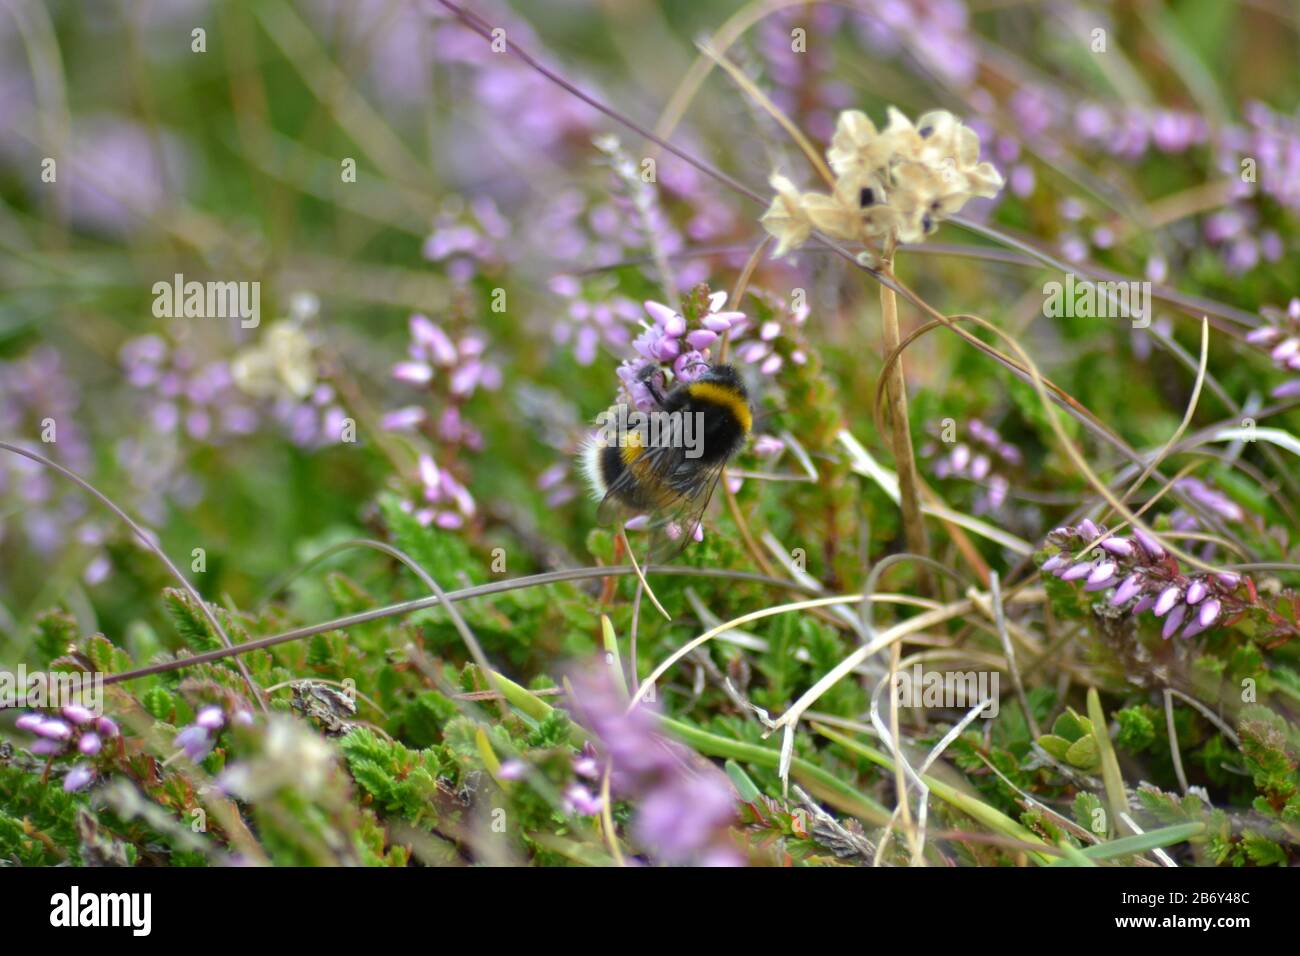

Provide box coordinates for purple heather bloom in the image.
[1198,599,1222,628]
[34,719,72,741]
[1185,579,1208,604]
[63,764,95,793]
[1162,604,1188,640]
[78,733,102,756]
[61,705,96,725]
[497,759,527,781]
[1133,528,1164,558]
[1217,572,1241,589]
[1040,555,1065,573]
[633,774,739,866]
[1061,563,1093,582]
[64,116,185,235]
[393,360,434,385]
[96,716,119,737]
[175,725,215,763]
[567,664,739,865]
[1153,586,1182,617]
[563,784,604,816]
[15,713,44,733]
[31,739,64,757]
[1087,562,1117,585]
[1112,573,1144,605]
[196,706,225,731]
[1100,537,1133,557]
[686,329,718,350]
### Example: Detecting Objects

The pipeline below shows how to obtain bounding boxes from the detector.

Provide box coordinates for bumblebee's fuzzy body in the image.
[581,364,751,558]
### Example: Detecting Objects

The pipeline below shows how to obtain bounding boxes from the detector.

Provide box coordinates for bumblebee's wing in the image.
[594,440,688,527]
[640,457,729,563]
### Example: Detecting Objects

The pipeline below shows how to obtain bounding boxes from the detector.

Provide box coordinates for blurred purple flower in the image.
[566,664,740,865]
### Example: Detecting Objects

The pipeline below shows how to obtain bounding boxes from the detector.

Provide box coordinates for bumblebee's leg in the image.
[638,365,668,407]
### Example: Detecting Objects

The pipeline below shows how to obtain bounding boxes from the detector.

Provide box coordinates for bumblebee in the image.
[581,363,752,560]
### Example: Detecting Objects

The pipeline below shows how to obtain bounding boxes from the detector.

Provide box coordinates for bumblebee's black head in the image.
[693,363,747,398]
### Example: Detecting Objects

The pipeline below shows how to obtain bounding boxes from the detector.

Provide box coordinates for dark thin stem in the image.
[102,565,818,686]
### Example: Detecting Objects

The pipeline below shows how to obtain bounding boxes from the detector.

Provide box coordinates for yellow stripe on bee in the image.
[685,381,753,434]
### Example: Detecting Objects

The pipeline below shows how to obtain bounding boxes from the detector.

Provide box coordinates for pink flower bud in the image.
[1100,537,1133,557]
[1153,586,1181,617]
[1087,562,1116,585]
[1198,599,1221,628]
[1061,563,1093,581]
[1162,603,1187,639]
[643,300,677,327]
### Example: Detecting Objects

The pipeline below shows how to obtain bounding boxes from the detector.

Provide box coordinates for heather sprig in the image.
[566,664,742,866]
[1038,522,1296,643]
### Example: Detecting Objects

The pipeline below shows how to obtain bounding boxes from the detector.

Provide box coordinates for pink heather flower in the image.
[1162,603,1188,640]
[78,732,102,756]
[411,315,458,366]
[1087,562,1116,585]
[175,725,214,762]
[381,406,426,431]
[34,719,72,741]
[634,774,738,866]
[96,716,119,737]
[1217,572,1241,589]
[196,706,225,731]
[1271,338,1300,363]
[567,664,739,865]
[1198,599,1222,628]
[63,764,95,793]
[686,329,718,350]
[1100,537,1133,557]
[1153,586,1181,617]
[1133,528,1164,558]
[1060,563,1093,582]
[31,739,64,756]
[668,350,705,382]
[392,361,434,385]
[61,705,96,725]
[1112,573,1144,605]
[644,300,678,328]
[15,714,44,733]
[498,759,527,781]
[1185,580,1208,604]
[563,784,604,816]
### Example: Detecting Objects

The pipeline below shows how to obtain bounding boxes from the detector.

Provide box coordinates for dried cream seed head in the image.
[761,105,1004,256]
